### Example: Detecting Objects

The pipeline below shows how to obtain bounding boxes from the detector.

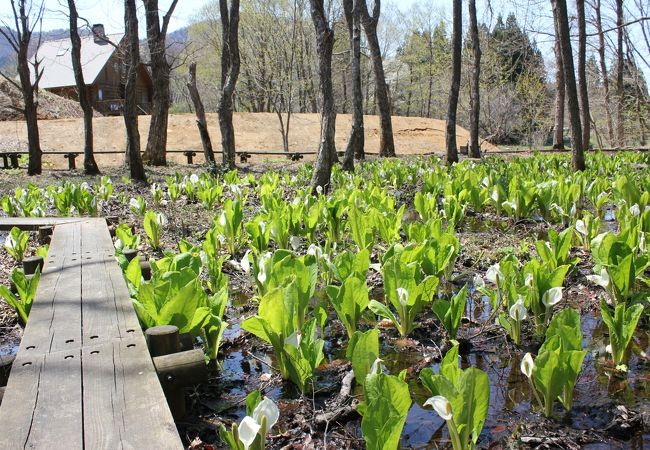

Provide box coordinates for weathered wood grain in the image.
[0,218,183,449]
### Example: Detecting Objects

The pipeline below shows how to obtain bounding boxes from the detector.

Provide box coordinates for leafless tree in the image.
[218,0,241,169]
[187,62,216,167]
[308,0,337,194]
[142,0,179,166]
[552,0,584,170]
[576,0,590,151]
[468,0,481,158]
[359,0,395,157]
[445,0,461,165]
[615,0,625,146]
[67,0,100,174]
[123,0,147,181]
[552,4,565,149]
[0,0,44,175]
[342,0,364,170]
[593,0,614,145]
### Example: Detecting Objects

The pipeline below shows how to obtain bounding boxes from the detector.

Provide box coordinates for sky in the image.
[5,0,647,80]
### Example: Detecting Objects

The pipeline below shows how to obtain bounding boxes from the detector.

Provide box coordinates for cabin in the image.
[32,25,153,115]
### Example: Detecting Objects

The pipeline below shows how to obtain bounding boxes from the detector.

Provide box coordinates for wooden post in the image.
[140,260,151,280]
[145,325,187,419]
[0,354,15,387]
[0,386,5,406]
[23,256,44,275]
[183,151,196,164]
[64,153,78,170]
[145,325,180,357]
[0,154,8,168]
[152,349,207,389]
[123,248,138,262]
[38,226,53,245]
[179,333,194,352]
[8,154,19,168]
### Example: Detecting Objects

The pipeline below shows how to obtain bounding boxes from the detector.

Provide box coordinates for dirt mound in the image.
[0,112,499,168]
[0,80,94,121]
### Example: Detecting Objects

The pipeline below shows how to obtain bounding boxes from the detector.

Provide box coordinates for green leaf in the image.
[346,328,379,386]
[360,370,412,450]
[159,279,205,334]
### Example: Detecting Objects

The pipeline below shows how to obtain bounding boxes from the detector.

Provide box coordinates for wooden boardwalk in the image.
[0,218,183,449]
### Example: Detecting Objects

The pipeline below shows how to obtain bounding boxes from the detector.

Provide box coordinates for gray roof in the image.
[32,33,124,89]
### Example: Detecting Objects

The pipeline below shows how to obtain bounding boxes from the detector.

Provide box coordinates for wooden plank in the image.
[0,217,83,231]
[24,349,83,449]
[17,222,82,355]
[0,349,83,450]
[81,219,139,344]
[0,352,45,449]
[0,219,184,449]
[83,337,182,449]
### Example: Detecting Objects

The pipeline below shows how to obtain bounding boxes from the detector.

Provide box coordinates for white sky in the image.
[5,0,647,79]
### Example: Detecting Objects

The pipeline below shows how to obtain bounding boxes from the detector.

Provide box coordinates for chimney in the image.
[92,24,106,44]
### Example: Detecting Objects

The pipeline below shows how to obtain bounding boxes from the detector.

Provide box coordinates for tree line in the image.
[0,0,649,193]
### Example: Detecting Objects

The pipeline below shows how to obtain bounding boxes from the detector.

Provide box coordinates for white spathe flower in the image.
[605,344,612,354]
[542,287,563,308]
[482,176,490,187]
[316,185,323,195]
[502,200,517,212]
[630,203,641,217]
[189,173,200,184]
[575,220,587,236]
[252,397,279,432]
[486,263,503,284]
[257,263,267,284]
[369,358,383,375]
[219,212,227,227]
[491,188,499,202]
[509,297,528,321]
[586,268,610,289]
[129,197,140,208]
[237,416,261,450]
[156,212,167,226]
[284,331,301,348]
[424,395,453,421]
[396,287,409,306]
[259,221,266,234]
[240,250,251,274]
[473,275,485,289]
[289,236,301,251]
[520,353,535,378]
[525,273,533,288]
[570,203,577,218]
[306,244,323,259]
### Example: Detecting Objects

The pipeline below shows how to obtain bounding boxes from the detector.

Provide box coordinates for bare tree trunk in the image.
[124,0,146,181]
[553,0,585,170]
[445,0,462,165]
[218,0,241,170]
[468,0,481,158]
[309,0,336,194]
[594,0,614,146]
[359,0,395,157]
[0,1,43,175]
[552,7,566,150]
[616,0,625,146]
[342,0,364,170]
[187,62,215,167]
[67,0,99,175]
[576,0,590,152]
[142,0,178,166]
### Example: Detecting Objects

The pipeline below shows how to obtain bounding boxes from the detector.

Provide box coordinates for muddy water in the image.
[215,284,650,447]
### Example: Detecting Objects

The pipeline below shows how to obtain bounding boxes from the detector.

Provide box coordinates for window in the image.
[97,89,103,101]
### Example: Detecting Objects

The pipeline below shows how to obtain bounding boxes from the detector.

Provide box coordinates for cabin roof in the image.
[32,33,124,89]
